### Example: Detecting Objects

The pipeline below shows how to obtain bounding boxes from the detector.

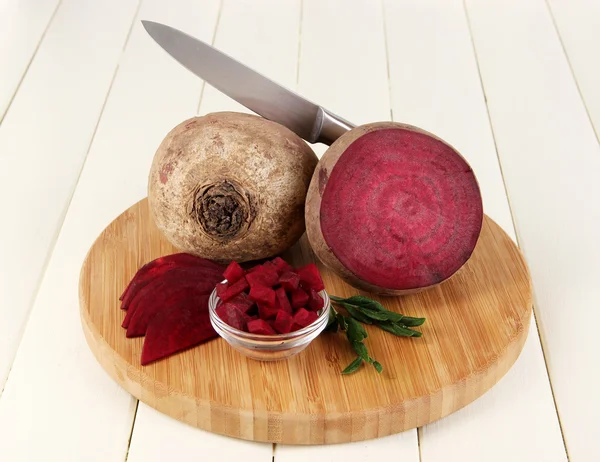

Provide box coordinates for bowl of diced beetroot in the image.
[208,257,331,361]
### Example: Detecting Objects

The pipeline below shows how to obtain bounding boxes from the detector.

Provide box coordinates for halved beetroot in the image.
[140,296,217,365]
[246,267,279,288]
[291,288,309,309]
[307,289,324,312]
[273,310,294,334]
[297,263,325,292]
[216,303,251,331]
[248,285,276,308]
[278,271,300,292]
[271,257,292,275]
[275,287,292,314]
[257,301,279,320]
[247,319,276,335]
[219,277,249,302]
[223,261,245,284]
[293,308,319,328]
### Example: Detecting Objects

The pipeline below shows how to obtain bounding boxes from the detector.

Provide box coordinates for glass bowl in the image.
[208,282,331,361]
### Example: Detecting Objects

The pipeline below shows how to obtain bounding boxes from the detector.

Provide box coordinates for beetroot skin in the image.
[305,122,483,294]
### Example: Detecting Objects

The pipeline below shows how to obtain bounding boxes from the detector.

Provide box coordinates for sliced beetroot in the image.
[271,257,292,275]
[257,301,280,320]
[140,296,217,365]
[273,310,294,334]
[216,303,251,331]
[219,277,249,301]
[307,289,324,312]
[246,266,279,288]
[278,271,300,292]
[307,125,483,294]
[297,263,325,292]
[275,287,292,314]
[248,285,276,308]
[247,319,276,335]
[223,261,245,284]
[290,288,309,309]
[293,308,319,328]
[226,292,254,314]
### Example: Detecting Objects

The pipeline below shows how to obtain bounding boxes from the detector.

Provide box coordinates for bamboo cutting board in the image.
[79,198,531,445]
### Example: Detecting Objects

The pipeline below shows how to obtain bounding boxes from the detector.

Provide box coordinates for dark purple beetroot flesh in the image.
[275,287,293,314]
[278,271,300,292]
[247,319,277,335]
[223,261,245,284]
[290,288,309,309]
[273,310,294,334]
[293,308,318,328]
[297,263,325,291]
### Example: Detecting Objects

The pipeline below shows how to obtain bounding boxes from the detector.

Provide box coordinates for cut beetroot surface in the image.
[219,277,249,301]
[246,267,279,288]
[297,263,325,292]
[307,289,324,311]
[247,319,277,335]
[293,308,318,328]
[271,257,292,275]
[215,282,228,298]
[216,303,251,331]
[273,310,294,334]
[275,287,293,314]
[319,127,483,290]
[291,288,310,309]
[257,301,280,320]
[226,293,255,314]
[223,261,245,284]
[278,271,300,292]
[140,296,217,365]
[248,285,276,308]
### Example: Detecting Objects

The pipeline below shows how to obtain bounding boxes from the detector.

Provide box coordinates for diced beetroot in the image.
[273,310,294,334]
[262,260,278,273]
[291,288,310,309]
[248,285,276,308]
[223,261,245,284]
[290,323,303,332]
[140,295,217,365]
[293,308,319,328]
[278,271,300,292]
[246,266,279,288]
[216,303,251,331]
[246,264,263,274]
[297,263,325,292]
[249,315,259,320]
[307,289,324,312]
[219,277,249,302]
[227,292,254,314]
[271,257,292,275]
[215,281,228,298]
[247,319,276,335]
[257,301,280,320]
[275,287,292,314]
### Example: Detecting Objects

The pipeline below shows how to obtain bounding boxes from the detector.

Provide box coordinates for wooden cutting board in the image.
[79,198,531,445]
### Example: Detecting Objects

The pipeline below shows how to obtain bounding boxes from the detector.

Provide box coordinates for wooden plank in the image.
[0,0,221,461]
[0,0,60,120]
[547,0,600,139]
[0,0,138,391]
[465,0,600,460]
[278,0,416,458]
[383,1,567,461]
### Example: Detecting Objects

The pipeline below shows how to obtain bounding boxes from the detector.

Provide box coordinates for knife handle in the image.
[313,107,355,146]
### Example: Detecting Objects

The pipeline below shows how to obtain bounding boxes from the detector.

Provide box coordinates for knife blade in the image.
[141,20,355,145]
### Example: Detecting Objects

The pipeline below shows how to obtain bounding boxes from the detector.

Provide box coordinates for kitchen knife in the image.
[141,20,355,145]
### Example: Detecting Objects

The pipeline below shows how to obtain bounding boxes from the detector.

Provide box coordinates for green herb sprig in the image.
[326,295,426,375]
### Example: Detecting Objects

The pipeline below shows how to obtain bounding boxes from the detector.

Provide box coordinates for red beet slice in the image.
[293,308,319,328]
[140,296,217,365]
[248,285,276,308]
[246,266,279,288]
[216,303,252,331]
[257,301,280,320]
[297,263,325,292]
[307,289,324,312]
[247,319,276,335]
[291,288,309,309]
[219,277,249,301]
[271,257,292,275]
[273,310,294,334]
[278,271,300,292]
[307,125,483,294]
[275,287,292,314]
[223,261,245,284]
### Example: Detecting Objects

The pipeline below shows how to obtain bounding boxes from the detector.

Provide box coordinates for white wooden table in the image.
[1,0,598,460]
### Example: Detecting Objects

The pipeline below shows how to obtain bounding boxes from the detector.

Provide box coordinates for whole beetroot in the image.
[148,112,318,263]
[305,121,483,295]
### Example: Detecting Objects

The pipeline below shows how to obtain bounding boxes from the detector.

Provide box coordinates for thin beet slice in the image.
[223,261,245,284]
[275,287,292,314]
[290,288,309,309]
[247,319,276,335]
[293,308,318,328]
[140,297,217,365]
[310,125,483,293]
[273,310,294,334]
[248,285,276,308]
[307,289,324,311]
[278,271,300,292]
[219,277,249,301]
[297,263,325,292]
[271,257,292,275]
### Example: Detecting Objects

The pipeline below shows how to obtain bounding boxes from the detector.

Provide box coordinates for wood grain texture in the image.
[79,198,532,445]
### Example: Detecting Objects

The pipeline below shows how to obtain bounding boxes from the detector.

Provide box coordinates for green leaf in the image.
[336,313,348,331]
[336,295,386,311]
[355,306,390,321]
[378,321,423,337]
[343,304,373,324]
[372,361,383,373]
[325,306,339,332]
[341,356,363,374]
[351,341,371,363]
[346,317,368,342]
[397,316,426,327]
